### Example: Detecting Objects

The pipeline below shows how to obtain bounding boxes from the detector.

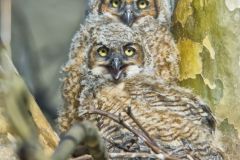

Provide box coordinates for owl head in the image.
[89,0,173,26]
[88,44,145,81]
[84,23,148,81]
[68,21,177,84]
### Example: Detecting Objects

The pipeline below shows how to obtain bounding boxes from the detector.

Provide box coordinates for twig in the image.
[109,152,177,160]
[70,155,93,160]
[124,106,162,151]
[85,109,179,160]
[86,109,160,152]
[52,121,107,160]
[103,137,131,152]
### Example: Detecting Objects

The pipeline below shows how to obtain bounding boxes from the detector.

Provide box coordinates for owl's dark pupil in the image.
[112,0,120,6]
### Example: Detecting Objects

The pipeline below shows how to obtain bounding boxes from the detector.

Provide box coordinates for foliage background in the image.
[10,0,88,121]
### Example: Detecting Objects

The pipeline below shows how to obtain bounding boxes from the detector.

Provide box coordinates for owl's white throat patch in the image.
[125,65,143,78]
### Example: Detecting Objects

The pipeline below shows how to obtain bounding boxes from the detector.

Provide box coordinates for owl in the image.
[58,22,223,159]
[59,0,180,128]
[88,0,180,82]
[80,75,223,160]
[89,0,173,26]
[59,12,179,134]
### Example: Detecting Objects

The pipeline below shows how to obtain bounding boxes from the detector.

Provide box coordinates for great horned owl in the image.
[59,12,179,134]
[89,0,173,26]
[80,75,223,160]
[88,0,180,82]
[60,1,179,124]
[58,22,223,159]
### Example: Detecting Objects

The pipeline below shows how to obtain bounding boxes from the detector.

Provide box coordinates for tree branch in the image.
[3,74,49,160]
[0,30,60,159]
[52,121,107,160]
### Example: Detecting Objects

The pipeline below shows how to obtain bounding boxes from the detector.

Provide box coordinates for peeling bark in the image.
[173,0,240,159]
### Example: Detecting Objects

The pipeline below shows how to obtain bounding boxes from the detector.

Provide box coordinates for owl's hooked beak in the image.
[121,6,135,26]
[109,57,124,80]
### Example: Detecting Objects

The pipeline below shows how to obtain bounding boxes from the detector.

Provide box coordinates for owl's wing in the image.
[58,24,92,132]
[82,82,222,159]
[123,76,216,133]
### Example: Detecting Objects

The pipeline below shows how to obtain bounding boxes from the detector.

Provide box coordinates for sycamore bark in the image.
[173,0,240,159]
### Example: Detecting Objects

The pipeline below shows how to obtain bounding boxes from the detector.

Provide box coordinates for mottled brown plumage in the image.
[132,16,180,83]
[88,0,180,82]
[79,75,222,159]
[58,22,223,159]
[59,14,179,132]
[89,0,173,25]
[59,0,179,131]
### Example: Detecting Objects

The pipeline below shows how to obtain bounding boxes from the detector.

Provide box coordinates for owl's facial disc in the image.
[89,43,144,81]
[101,0,157,26]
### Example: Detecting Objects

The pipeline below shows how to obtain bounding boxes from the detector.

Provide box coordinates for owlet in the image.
[58,22,223,160]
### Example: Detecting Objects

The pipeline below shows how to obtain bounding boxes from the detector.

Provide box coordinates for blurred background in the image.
[1,0,240,159]
[10,0,88,123]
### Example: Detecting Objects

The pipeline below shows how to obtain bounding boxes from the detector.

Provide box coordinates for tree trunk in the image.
[172,0,240,159]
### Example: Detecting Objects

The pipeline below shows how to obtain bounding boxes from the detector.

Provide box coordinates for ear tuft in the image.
[157,0,178,25]
[88,0,103,15]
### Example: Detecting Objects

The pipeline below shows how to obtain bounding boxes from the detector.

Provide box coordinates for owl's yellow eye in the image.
[124,47,136,57]
[137,0,149,9]
[111,0,121,8]
[97,47,109,57]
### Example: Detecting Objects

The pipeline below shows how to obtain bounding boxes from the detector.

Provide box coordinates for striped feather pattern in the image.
[78,75,223,159]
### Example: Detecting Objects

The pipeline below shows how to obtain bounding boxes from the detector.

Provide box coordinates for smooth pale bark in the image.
[173,0,240,159]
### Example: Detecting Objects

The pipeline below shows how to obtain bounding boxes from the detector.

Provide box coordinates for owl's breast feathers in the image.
[77,75,222,159]
[92,75,216,132]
